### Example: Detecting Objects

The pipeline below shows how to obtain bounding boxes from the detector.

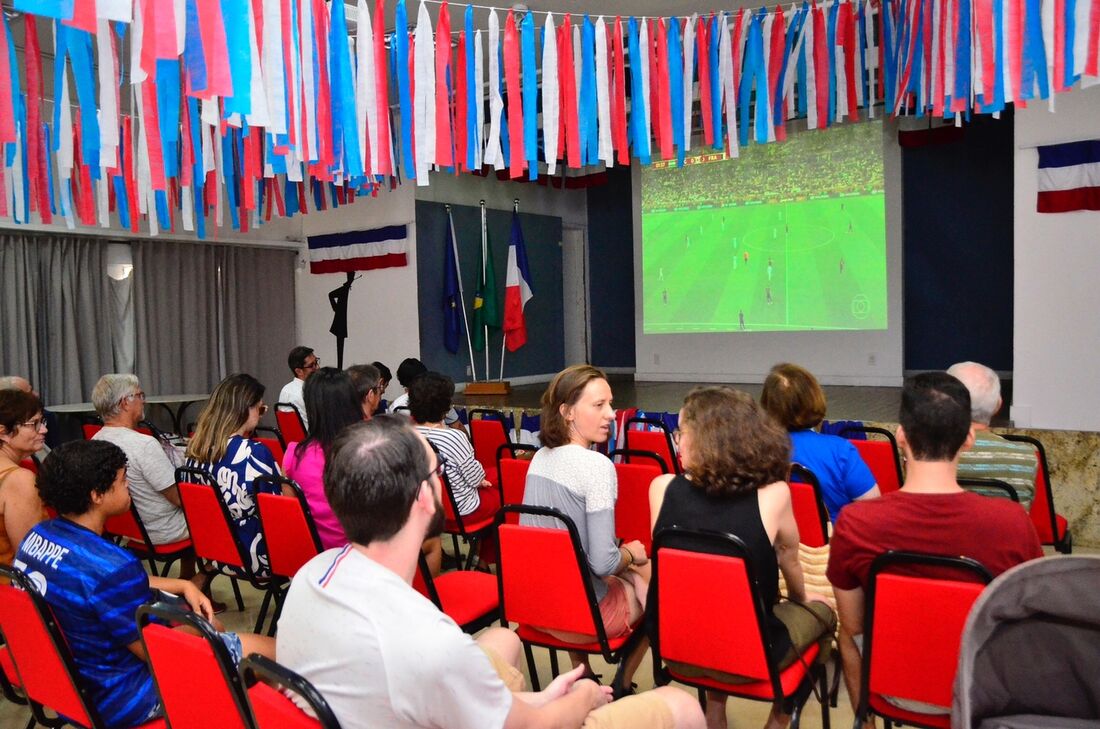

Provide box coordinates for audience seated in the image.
[947,361,1038,509]
[0,390,48,566]
[650,386,836,729]
[185,373,285,578]
[278,346,319,429]
[371,360,392,414]
[761,363,879,521]
[276,416,705,729]
[521,366,650,677]
[826,372,1044,723]
[90,374,195,579]
[411,372,496,569]
[389,358,465,432]
[14,440,274,727]
[346,363,384,420]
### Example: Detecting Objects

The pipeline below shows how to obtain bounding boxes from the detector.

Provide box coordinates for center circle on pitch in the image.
[743,224,836,253]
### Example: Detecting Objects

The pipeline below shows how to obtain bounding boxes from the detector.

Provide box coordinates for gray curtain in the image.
[134,241,297,406]
[220,245,298,406]
[0,234,114,405]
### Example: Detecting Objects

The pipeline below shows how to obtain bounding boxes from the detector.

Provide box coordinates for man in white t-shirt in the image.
[278,346,319,429]
[277,417,703,729]
[90,374,192,569]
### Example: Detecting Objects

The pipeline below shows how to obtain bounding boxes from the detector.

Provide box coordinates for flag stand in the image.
[466,199,511,397]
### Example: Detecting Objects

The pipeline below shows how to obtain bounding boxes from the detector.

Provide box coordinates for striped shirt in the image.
[417,426,485,516]
[14,519,158,728]
[956,430,1038,510]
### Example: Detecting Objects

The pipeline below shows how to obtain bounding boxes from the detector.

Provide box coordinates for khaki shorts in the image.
[481,646,675,729]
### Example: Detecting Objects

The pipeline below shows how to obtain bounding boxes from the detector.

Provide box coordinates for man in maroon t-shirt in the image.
[827,372,1043,724]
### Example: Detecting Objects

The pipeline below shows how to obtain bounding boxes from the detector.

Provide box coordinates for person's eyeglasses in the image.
[257,404,269,416]
[20,417,47,432]
[303,358,320,370]
[420,454,447,484]
[127,391,147,402]
[371,384,385,395]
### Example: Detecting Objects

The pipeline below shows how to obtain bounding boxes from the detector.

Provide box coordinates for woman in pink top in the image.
[283,368,362,551]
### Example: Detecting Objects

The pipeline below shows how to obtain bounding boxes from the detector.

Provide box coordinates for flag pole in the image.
[480,200,490,382]
[499,198,518,380]
[447,205,478,381]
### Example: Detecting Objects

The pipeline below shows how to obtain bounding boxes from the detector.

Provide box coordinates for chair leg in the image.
[829,650,842,708]
[548,649,560,679]
[450,535,463,568]
[146,558,159,574]
[819,665,831,729]
[254,587,275,634]
[463,537,481,571]
[523,642,540,691]
[266,586,287,637]
[230,577,245,612]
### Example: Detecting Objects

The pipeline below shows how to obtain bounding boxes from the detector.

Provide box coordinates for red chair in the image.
[18,455,39,474]
[137,602,251,729]
[0,564,167,729]
[495,443,537,525]
[1002,433,1072,553]
[239,654,343,729]
[412,552,500,634]
[839,425,904,494]
[251,426,286,467]
[82,419,156,440]
[609,448,668,555]
[176,466,279,632]
[856,551,992,729]
[104,500,194,577]
[253,475,323,635]
[430,443,498,571]
[275,404,307,445]
[623,417,678,474]
[469,409,511,486]
[789,464,830,548]
[649,527,830,729]
[495,504,639,691]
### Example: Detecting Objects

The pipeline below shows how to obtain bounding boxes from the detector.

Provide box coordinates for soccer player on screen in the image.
[765,287,773,305]
[662,289,669,305]
[839,257,846,274]
[743,251,749,264]
[738,310,746,330]
[767,258,774,281]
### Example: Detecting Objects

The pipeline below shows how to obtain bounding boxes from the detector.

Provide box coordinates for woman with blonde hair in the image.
[521,365,649,677]
[186,373,285,577]
[650,386,835,729]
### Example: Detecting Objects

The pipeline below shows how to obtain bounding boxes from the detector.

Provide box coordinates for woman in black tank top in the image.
[649,387,835,729]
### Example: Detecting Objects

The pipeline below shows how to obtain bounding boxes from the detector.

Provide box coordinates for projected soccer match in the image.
[641,121,887,334]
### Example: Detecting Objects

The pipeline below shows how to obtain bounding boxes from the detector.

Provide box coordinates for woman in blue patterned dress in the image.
[185,373,286,578]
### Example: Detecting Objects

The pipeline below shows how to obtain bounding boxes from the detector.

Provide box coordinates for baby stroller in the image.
[953,555,1100,729]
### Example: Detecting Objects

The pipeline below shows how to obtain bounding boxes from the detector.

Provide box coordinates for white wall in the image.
[415,170,588,226]
[1011,85,1100,431]
[294,184,419,403]
[632,120,906,386]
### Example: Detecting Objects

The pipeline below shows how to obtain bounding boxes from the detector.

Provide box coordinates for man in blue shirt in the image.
[14,440,275,728]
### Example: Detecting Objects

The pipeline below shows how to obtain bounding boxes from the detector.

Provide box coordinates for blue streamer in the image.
[882,0,897,111]
[465,6,478,171]
[222,130,239,230]
[738,10,767,147]
[521,11,538,180]
[498,40,510,168]
[394,2,415,179]
[220,0,252,117]
[154,189,170,230]
[775,7,805,127]
[187,97,205,239]
[183,0,207,94]
[156,60,180,179]
[330,0,362,178]
[51,23,67,153]
[627,17,651,165]
[826,2,839,124]
[60,27,101,173]
[990,0,1005,111]
[285,178,299,216]
[579,16,598,166]
[668,17,685,167]
[1062,0,1078,90]
[13,0,71,18]
[709,14,723,150]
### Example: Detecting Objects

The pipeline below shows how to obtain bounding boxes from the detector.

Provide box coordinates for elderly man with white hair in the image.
[90,374,197,578]
[946,362,1038,509]
[0,376,33,394]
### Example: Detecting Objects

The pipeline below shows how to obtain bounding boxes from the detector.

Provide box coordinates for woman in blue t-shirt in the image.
[761,363,879,521]
[186,373,287,578]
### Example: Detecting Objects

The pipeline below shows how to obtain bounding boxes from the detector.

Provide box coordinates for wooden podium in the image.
[464,381,512,396]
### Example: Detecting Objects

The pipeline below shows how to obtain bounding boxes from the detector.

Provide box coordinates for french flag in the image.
[503,211,534,351]
[306,224,409,274]
[1037,140,1100,213]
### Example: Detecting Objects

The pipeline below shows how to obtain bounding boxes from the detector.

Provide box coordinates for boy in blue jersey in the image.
[14,440,275,728]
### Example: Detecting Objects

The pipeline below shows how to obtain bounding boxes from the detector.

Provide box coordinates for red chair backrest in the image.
[850,439,902,494]
[470,418,509,472]
[499,458,532,525]
[498,523,599,636]
[1028,449,1056,542]
[624,430,676,474]
[104,504,146,545]
[868,574,985,707]
[614,462,661,553]
[247,681,324,729]
[0,577,95,726]
[276,407,307,445]
[141,621,250,729]
[656,547,771,680]
[18,457,37,475]
[789,479,829,547]
[253,437,285,467]
[82,423,102,440]
[179,479,245,567]
[256,491,322,579]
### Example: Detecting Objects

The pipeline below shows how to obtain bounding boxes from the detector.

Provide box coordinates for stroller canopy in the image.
[953,556,1100,729]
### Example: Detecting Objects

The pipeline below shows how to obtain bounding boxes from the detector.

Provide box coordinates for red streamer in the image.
[697,18,714,146]
[769,6,788,141]
[612,17,629,165]
[559,15,580,169]
[375,0,392,177]
[503,9,525,178]
[435,1,455,168]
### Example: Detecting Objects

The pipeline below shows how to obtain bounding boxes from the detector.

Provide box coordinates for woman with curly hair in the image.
[650,386,835,729]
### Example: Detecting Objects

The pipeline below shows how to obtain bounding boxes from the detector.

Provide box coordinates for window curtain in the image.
[0,234,114,405]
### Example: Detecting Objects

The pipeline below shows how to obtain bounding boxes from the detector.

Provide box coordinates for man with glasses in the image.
[90,374,196,582]
[346,363,384,421]
[279,345,319,429]
[277,417,705,729]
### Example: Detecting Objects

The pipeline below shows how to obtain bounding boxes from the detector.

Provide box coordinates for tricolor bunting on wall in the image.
[307,225,409,274]
[1036,139,1100,213]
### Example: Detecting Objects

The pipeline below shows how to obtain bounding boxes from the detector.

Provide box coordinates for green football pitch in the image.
[641,194,887,333]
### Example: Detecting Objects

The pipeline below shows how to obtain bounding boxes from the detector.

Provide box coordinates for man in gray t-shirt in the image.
[90,375,189,547]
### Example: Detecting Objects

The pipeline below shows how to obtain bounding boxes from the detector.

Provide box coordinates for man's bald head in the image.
[0,376,32,394]
[945,362,1001,425]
